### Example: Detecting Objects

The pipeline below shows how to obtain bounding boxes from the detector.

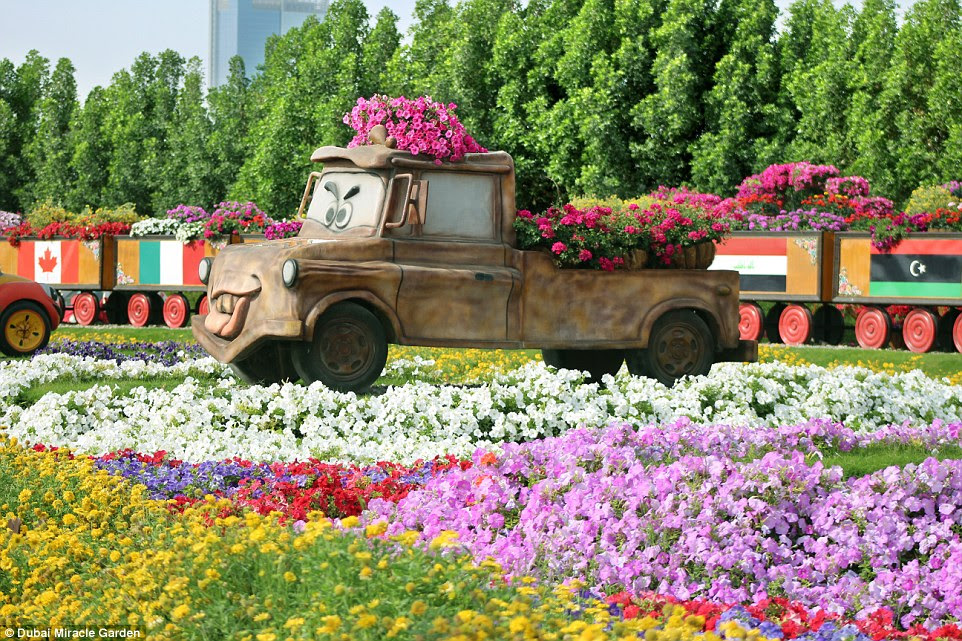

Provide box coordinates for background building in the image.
[209,0,329,86]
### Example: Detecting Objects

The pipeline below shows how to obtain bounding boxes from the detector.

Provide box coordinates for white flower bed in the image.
[2,355,960,464]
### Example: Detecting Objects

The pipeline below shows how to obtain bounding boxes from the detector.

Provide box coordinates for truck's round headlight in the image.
[282,259,298,288]
[198,258,212,285]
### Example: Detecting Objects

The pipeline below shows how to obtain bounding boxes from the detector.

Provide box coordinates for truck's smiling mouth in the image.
[205,287,260,339]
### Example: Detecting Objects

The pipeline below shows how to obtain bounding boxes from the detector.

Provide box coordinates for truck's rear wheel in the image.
[628,310,713,386]
[292,302,387,393]
[540,349,624,384]
[230,341,299,385]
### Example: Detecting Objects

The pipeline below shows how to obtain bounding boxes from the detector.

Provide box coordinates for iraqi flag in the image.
[870,239,962,299]
[711,237,788,293]
[17,240,81,284]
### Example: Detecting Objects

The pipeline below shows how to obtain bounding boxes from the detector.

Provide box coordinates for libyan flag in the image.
[870,239,962,298]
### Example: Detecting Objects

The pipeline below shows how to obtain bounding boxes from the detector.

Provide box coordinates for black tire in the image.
[764,303,786,344]
[104,292,129,325]
[541,348,624,384]
[1,301,52,357]
[229,341,299,385]
[292,302,387,393]
[630,310,714,386]
[813,304,845,345]
[52,290,66,322]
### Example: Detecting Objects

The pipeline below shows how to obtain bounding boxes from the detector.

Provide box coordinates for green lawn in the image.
[52,324,195,343]
[47,323,962,381]
[813,443,962,479]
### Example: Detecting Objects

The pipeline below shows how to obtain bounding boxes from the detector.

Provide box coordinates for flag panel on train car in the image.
[711,237,788,292]
[869,239,962,298]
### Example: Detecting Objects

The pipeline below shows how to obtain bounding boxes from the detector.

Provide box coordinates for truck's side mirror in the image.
[385,174,429,229]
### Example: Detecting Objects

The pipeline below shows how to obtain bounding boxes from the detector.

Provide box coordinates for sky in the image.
[0,0,417,99]
[0,0,907,101]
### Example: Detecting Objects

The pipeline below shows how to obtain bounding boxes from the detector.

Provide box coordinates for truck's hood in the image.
[202,237,392,341]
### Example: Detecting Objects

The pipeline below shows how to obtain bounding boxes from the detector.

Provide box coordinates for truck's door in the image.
[390,170,514,343]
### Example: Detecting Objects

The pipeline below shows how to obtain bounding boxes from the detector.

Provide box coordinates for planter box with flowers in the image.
[120,202,275,289]
[1,206,136,290]
[513,187,730,272]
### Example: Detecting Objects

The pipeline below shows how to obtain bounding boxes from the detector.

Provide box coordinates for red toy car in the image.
[0,268,61,356]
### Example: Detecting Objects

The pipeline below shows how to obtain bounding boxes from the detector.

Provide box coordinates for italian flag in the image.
[711,237,788,293]
[117,239,206,287]
[869,239,962,298]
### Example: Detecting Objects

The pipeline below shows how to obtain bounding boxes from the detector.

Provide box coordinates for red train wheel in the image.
[197,295,210,315]
[127,293,153,327]
[954,313,962,353]
[855,306,891,349]
[162,294,191,328]
[902,308,938,353]
[72,292,99,326]
[738,303,764,341]
[778,304,813,346]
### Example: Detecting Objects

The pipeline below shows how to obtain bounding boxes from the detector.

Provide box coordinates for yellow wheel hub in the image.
[5,309,45,353]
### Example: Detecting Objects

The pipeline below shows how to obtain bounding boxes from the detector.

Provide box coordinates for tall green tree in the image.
[65,87,110,211]
[0,98,16,211]
[157,58,214,210]
[0,58,18,211]
[489,2,553,208]
[360,7,402,96]
[691,0,781,194]
[931,23,962,181]
[24,58,78,205]
[880,0,961,203]
[145,50,186,211]
[441,0,517,143]
[102,65,152,213]
[524,0,613,199]
[388,0,457,98]
[785,0,855,165]
[633,0,716,188]
[207,56,251,205]
[8,51,50,211]
[845,0,898,187]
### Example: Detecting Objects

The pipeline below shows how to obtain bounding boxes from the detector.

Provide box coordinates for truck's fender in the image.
[303,291,402,343]
[636,298,724,349]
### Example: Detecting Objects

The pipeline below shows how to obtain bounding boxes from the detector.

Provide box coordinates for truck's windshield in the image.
[305,171,385,235]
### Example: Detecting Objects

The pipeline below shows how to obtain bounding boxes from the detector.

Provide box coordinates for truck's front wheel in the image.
[293,302,387,393]
[627,310,713,386]
[541,349,624,384]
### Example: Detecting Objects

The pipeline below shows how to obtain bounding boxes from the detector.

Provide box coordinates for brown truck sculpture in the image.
[192,135,757,392]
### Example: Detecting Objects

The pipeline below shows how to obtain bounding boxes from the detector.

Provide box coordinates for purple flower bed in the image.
[39,340,207,366]
[367,419,962,628]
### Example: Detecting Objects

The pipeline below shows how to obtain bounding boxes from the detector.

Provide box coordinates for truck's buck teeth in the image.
[216,294,238,314]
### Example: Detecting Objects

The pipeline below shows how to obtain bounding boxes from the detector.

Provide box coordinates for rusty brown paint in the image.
[192,143,754,380]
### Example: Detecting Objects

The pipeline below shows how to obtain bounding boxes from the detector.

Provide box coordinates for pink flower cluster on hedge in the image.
[343,95,487,164]
[366,418,962,629]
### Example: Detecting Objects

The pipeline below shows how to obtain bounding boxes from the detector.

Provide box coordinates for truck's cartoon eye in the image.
[323,182,361,230]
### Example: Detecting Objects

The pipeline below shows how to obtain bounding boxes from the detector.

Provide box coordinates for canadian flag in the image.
[34,241,61,284]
